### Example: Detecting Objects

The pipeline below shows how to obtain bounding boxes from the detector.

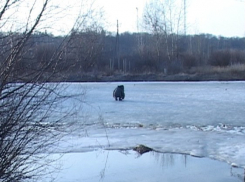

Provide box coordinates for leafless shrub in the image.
[209,50,232,66]
[180,53,198,69]
[209,49,245,67]
[190,64,245,75]
[0,0,103,181]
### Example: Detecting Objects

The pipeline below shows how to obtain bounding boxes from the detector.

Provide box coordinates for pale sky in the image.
[96,0,245,37]
[3,0,243,37]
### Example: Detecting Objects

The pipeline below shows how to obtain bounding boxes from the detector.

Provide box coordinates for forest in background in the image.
[1,0,245,82]
[1,30,245,82]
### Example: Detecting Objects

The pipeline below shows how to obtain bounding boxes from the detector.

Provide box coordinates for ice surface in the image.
[41,150,244,182]
[41,81,245,181]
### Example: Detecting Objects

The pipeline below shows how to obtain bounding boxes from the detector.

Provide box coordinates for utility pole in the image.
[136,7,143,54]
[136,7,140,50]
[184,0,186,35]
[136,7,139,33]
[115,20,120,70]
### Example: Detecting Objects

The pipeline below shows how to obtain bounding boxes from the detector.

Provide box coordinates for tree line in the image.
[2,30,245,82]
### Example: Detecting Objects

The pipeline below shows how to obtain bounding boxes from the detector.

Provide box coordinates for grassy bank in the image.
[44,64,245,82]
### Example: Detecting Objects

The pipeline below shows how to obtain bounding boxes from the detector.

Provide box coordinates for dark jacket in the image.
[113,85,125,101]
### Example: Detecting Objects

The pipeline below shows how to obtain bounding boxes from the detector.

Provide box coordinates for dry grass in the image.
[190,64,245,74]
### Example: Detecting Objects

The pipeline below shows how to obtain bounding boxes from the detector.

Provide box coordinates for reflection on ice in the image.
[41,150,244,182]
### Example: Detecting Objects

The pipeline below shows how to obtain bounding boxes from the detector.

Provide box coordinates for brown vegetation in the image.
[2,32,244,82]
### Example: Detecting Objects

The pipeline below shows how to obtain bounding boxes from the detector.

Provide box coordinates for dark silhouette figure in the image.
[113,85,125,101]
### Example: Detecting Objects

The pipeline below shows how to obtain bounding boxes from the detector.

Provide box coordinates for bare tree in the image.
[66,29,104,73]
[0,0,102,181]
[143,0,185,72]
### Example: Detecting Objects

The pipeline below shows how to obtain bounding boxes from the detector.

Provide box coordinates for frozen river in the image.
[82,81,245,127]
[42,81,245,181]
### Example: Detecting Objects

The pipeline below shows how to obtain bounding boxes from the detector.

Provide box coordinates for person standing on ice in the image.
[113,85,125,101]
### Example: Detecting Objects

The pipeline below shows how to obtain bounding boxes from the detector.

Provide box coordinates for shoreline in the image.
[58,72,245,82]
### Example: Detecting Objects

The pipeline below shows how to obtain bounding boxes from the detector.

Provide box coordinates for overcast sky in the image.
[96,0,245,37]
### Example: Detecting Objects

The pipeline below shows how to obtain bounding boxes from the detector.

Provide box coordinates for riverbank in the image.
[60,68,245,82]
[99,72,245,82]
